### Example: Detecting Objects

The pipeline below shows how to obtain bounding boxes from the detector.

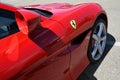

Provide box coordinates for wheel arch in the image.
[96,13,108,28]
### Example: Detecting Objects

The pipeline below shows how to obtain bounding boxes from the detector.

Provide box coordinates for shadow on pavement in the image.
[77,33,116,80]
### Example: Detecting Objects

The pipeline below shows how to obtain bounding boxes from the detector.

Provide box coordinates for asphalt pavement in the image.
[1,0,120,80]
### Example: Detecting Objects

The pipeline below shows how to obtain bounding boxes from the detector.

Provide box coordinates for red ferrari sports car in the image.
[0,2,107,80]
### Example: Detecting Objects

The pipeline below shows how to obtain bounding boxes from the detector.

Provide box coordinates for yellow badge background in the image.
[70,20,77,29]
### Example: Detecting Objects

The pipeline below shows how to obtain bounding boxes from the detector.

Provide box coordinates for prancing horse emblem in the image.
[70,20,77,29]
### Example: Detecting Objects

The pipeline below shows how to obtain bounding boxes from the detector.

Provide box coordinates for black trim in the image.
[24,8,53,18]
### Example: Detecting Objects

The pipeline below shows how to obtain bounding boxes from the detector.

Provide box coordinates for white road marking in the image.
[114,42,120,47]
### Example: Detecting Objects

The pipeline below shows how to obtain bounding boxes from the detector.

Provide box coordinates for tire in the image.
[88,18,107,63]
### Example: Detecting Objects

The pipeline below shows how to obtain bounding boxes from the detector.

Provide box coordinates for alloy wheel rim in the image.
[91,22,107,60]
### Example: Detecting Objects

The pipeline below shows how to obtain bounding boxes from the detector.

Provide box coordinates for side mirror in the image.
[15,9,40,35]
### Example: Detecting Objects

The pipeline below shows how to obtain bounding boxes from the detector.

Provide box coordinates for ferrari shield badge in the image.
[70,20,77,29]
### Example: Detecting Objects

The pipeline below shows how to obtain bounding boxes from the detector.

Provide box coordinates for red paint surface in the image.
[0,2,107,80]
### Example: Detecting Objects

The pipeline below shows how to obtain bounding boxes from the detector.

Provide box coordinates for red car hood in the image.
[22,3,87,14]
[29,3,73,9]
[21,3,90,23]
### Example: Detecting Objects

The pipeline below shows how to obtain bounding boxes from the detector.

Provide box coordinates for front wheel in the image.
[88,18,107,62]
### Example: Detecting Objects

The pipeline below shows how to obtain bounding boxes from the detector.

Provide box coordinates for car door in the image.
[0,8,71,80]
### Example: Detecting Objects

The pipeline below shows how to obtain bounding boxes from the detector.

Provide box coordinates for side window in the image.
[0,25,9,38]
[0,9,19,39]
